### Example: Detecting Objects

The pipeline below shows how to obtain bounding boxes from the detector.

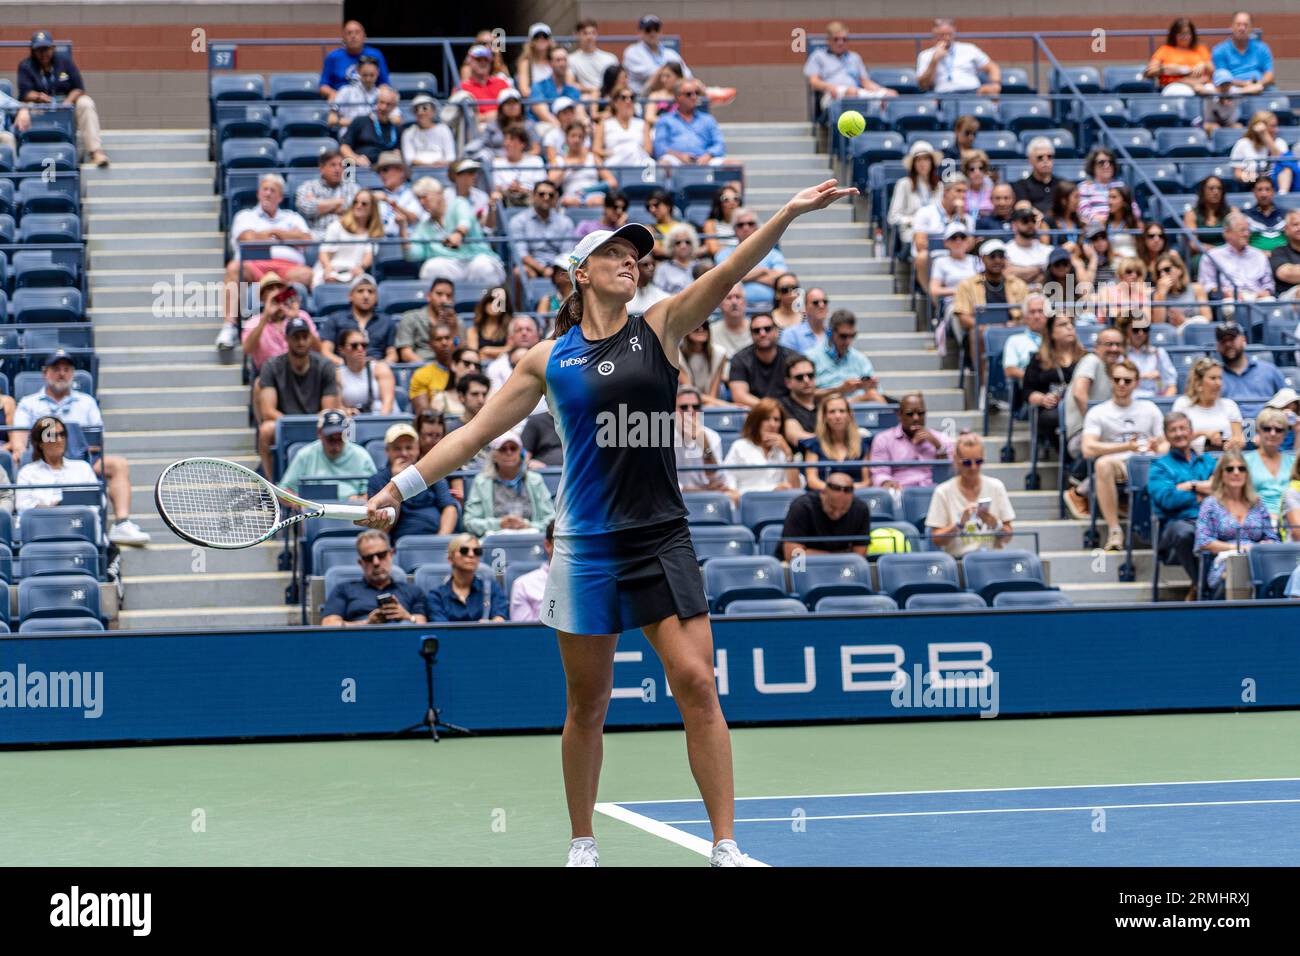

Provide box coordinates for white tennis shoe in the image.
[215,323,240,350]
[710,840,751,867]
[108,519,151,547]
[566,837,599,867]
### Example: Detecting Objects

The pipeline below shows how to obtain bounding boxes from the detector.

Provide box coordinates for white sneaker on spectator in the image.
[109,520,151,547]
[565,837,599,867]
[215,323,240,350]
[710,839,752,867]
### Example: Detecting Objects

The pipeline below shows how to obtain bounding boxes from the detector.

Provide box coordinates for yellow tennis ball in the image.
[837,109,866,138]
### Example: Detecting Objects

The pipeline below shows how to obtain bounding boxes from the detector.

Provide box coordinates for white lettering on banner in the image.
[927,642,994,689]
[610,651,645,699]
[753,647,816,694]
[841,645,907,692]
[49,886,151,936]
[0,664,103,718]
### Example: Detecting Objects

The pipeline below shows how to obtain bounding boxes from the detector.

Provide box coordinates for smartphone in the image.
[376,593,396,608]
[977,497,993,511]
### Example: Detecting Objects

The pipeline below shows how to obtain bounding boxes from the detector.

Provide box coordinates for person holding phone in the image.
[321,530,428,626]
[926,432,1016,556]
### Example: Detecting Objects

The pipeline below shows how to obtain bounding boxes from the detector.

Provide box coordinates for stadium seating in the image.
[723,598,808,616]
[960,550,1051,604]
[1247,544,1300,599]
[18,617,105,633]
[814,594,899,614]
[876,552,960,604]
[17,541,101,579]
[905,592,987,611]
[702,556,787,612]
[690,525,757,562]
[789,553,873,608]
[991,590,1074,609]
[17,573,103,624]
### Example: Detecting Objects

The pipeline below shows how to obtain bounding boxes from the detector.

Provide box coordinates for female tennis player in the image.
[362,179,856,866]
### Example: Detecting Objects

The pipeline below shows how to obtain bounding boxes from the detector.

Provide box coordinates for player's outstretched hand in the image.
[360,486,400,530]
[786,179,858,218]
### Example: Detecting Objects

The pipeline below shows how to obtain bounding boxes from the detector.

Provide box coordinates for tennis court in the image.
[3,710,1298,866]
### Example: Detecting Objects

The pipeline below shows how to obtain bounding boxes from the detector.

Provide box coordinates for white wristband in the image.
[392,465,428,502]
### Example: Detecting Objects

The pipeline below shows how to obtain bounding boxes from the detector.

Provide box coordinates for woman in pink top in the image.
[240,275,320,371]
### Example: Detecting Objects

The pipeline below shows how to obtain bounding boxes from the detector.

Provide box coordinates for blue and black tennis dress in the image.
[540,312,708,634]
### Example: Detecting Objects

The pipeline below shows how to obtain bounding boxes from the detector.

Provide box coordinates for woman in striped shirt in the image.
[1076,147,1126,225]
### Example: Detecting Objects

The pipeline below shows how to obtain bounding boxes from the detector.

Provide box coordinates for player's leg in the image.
[642,612,735,843]
[555,631,619,839]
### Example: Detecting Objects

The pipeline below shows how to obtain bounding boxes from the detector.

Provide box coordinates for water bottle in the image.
[873,227,884,259]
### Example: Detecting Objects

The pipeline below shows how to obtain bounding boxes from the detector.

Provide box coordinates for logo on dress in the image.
[597,360,615,376]
[629,335,642,352]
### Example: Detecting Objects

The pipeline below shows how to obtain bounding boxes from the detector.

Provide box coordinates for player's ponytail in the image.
[552,289,584,338]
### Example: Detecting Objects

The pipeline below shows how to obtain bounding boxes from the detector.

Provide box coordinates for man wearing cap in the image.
[951,239,1029,374]
[540,97,586,165]
[402,93,455,169]
[509,181,577,286]
[18,31,108,167]
[319,19,391,101]
[366,424,458,540]
[459,44,513,118]
[804,21,897,110]
[1216,321,1287,400]
[1211,12,1273,95]
[653,78,726,167]
[1012,138,1063,216]
[242,273,321,373]
[569,19,620,97]
[1198,212,1275,302]
[531,47,583,126]
[321,529,428,627]
[1203,70,1244,133]
[397,277,457,364]
[11,350,150,546]
[279,409,376,499]
[1005,205,1051,285]
[623,16,693,92]
[319,274,397,365]
[257,317,342,476]
[339,85,401,167]
[295,149,359,240]
[373,151,423,236]
[463,429,556,536]
[447,158,495,229]
[329,55,382,129]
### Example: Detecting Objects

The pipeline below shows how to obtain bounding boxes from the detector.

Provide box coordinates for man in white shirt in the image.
[12,351,150,546]
[1004,206,1051,285]
[709,283,751,360]
[495,126,548,205]
[916,19,1001,96]
[1003,293,1049,383]
[911,174,975,295]
[375,150,424,236]
[629,254,671,314]
[568,19,620,96]
[218,173,314,349]
[400,93,456,169]
[509,520,554,621]
[623,15,692,91]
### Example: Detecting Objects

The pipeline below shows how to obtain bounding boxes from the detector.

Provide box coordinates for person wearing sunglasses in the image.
[780,356,820,444]
[321,529,428,627]
[1195,449,1280,597]
[1173,356,1246,453]
[1150,251,1212,327]
[811,310,885,404]
[803,20,898,110]
[14,415,98,517]
[1013,137,1063,217]
[769,272,803,331]
[714,208,788,307]
[577,190,630,242]
[780,285,831,355]
[643,187,681,258]
[592,85,654,170]
[674,386,738,503]
[622,15,692,93]
[870,393,954,491]
[509,180,577,284]
[1243,408,1296,517]
[926,432,1015,557]
[653,223,701,295]
[727,313,801,408]
[462,428,556,536]
[777,469,872,561]
[278,408,377,502]
[1137,224,1169,272]
[1113,313,1176,399]
[425,532,508,623]
[652,79,727,167]
[337,327,397,415]
[960,149,995,218]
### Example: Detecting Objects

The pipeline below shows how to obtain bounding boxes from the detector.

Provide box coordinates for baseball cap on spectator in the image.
[552,96,577,114]
[451,158,482,176]
[285,316,313,336]
[257,271,287,300]
[31,31,54,49]
[384,423,419,445]
[1084,221,1108,241]
[528,23,552,40]
[468,45,493,60]
[552,253,572,269]
[489,429,524,451]
[1012,206,1037,223]
[319,409,349,436]
[903,140,942,174]
[1213,69,1234,88]
[498,87,522,104]
[1048,246,1073,267]
[350,273,377,290]
[1266,387,1299,409]
[1215,321,1245,341]
[410,93,438,109]
[943,221,969,239]
[375,150,405,171]
[639,15,663,31]
[43,349,74,368]
[979,239,1008,257]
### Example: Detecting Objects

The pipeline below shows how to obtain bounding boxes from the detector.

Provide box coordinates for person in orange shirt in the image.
[1146,18,1215,95]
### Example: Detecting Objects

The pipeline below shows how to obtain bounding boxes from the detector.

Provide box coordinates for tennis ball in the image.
[837,109,866,138]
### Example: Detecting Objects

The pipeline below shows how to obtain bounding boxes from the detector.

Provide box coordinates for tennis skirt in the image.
[540,516,709,635]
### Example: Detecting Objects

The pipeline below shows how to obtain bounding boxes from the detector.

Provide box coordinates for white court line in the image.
[657,797,1300,826]
[594,802,772,867]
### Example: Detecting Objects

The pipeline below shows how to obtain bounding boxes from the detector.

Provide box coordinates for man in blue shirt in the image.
[18,31,108,167]
[1216,322,1286,400]
[425,534,509,622]
[810,310,885,403]
[714,210,784,306]
[367,423,459,541]
[1211,12,1273,94]
[652,79,726,166]
[321,530,429,626]
[531,47,584,125]
[320,20,391,100]
[1148,412,1216,598]
[779,286,830,355]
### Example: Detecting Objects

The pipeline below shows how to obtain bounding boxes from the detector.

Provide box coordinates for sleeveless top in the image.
[338,361,381,413]
[545,312,689,535]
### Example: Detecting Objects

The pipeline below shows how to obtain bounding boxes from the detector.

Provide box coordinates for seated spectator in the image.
[1144,18,1214,96]
[339,85,401,167]
[780,286,830,356]
[951,240,1029,373]
[889,142,942,254]
[1096,257,1150,322]
[801,396,869,491]
[1246,177,1286,252]
[531,47,583,126]
[1077,147,1126,226]
[1003,294,1050,385]
[463,430,556,536]
[569,19,620,97]
[1004,207,1051,286]
[1013,138,1064,216]
[218,173,314,350]
[929,223,978,330]
[0,87,32,155]
[536,253,574,313]
[926,433,1015,556]
[777,477,871,560]
[446,158,496,230]
[496,125,549,205]
[374,153,424,235]
[485,316,543,394]
[19,31,109,166]
[12,351,149,546]
[15,416,99,516]
[1115,314,1176,398]
[974,184,1016,238]
[770,273,803,332]
[1045,181,1082,245]
[653,79,726,166]
[1074,222,1117,290]
[576,190,629,240]
[1211,12,1273,94]
[811,310,884,404]
[1245,408,1296,517]
[622,254,669,316]
[1104,187,1142,260]
[396,277,457,364]
[1231,111,1292,193]
[1215,321,1285,400]
[414,348,480,418]
[319,274,397,365]
[912,175,975,297]
[460,44,513,119]
[510,520,555,621]
[320,530,428,627]
[405,177,506,285]
[654,224,700,295]
[1205,69,1244,133]
[279,409,376,499]
[623,15,692,91]
[402,94,456,169]
[714,210,786,306]
[255,317,341,476]
[466,286,514,362]
[723,400,801,493]
[1137,224,1171,273]
[674,386,738,504]
[1196,450,1280,596]
[329,55,382,129]
[780,356,820,444]
[467,89,538,166]
[727,314,800,407]
[916,19,1001,96]
[312,190,381,288]
[1023,312,1087,450]
[592,84,653,172]
[711,283,752,359]
[1062,326,1125,466]
[1149,411,1217,600]
[538,97,588,166]
[515,23,555,100]
[1183,176,1231,268]
[1283,453,1300,538]
[944,114,980,163]
[871,393,954,491]
[295,149,359,241]
[426,533,509,622]
[406,322,456,412]
[962,150,995,217]
[1042,246,1081,317]
[415,410,465,503]
[336,328,395,415]
[550,121,617,208]
[678,322,728,405]
[319,20,390,101]
[367,423,458,540]
[1151,251,1212,326]
[508,182,576,287]
[1068,359,1167,550]
[1272,210,1300,301]
[241,273,321,374]
[521,409,563,469]
[804,21,898,109]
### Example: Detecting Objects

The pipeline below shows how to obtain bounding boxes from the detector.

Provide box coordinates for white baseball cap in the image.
[979,238,1009,257]
[498,87,521,104]
[552,95,577,114]
[565,224,657,288]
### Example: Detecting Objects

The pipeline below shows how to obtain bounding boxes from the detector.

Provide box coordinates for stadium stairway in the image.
[728,121,1191,602]
[84,128,296,630]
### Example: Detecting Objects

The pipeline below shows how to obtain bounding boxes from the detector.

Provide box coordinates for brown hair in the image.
[813,395,862,461]
[1210,449,1257,507]
[340,190,384,238]
[741,399,785,445]
[30,416,67,465]
[553,289,584,338]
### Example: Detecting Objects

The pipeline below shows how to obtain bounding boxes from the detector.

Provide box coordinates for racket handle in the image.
[320,504,397,523]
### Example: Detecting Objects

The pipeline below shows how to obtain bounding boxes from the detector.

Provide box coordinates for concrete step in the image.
[89,232,224,251]
[86,213,221,234]
[101,129,209,145]
[107,405,249,432]
[1014,520,1102,553]
[792,258,891,277]
[739,154,834,171]
[901,388,963,412]
[876,369,959,392]
[81,161,215,181]
[120,540,282,576]
[119,572,291,609]
[829,308,914,331]
[106,427,252,456]
[869,349,943,372]
[722,122,812,137]
[745,170,832,190]
[784,222,869,241]
[100,384,249,410]
[725,138,817,156]
[127,454,259,487]
[84,196,222,216]
[1003,491,1067,520]
[984,461,1059,491]
[96,345,229,366]
[787,275,893,296]
[1042,549,1189,584]
[1057,581,1193,605]
[99,142,210,163]
[117,605,300,631]
[88,249,225,272]
[89,268,223,288]
[750,200,855,222]
[86,177,216,198]
[89,307,220,327]
[99,363,243,389]
[782,239,878,258]
[90,287,201,310]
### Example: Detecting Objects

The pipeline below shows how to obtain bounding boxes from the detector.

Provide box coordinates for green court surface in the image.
[2,711,1297,866]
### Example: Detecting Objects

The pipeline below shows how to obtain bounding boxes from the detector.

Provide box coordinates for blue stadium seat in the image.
[11,249,79,289]
[868,69,920,95]
[702,556,786,612]
[19,109,76,146]
[280,137,337,167]
[18,573,101,623]
[998,68,1033,95]
[1128,96,1189,129]
[312,537,364,578]
[999,97,1053,133]
[377,279,428,316]
[0,543,12,582]
[1111,128,1156,159]
[0,180,11,218]
[876,551,960,604]
[671,165,742,209]
[849,131,906,183]
[18,506,99,547]
[722,597,808,616]
[15,177,79,216]
[1247,543,1300,599]
[690,525,757,562]
[884,97,941,132]
[0,145,12,173]
[17,541,100,579]
[1179,159,1240,192]
[1211,127,1247,155]
[972,131,1018,160]
[0,448,13,483]
[0,213,13,244]
[813,594,899,614]
[12,368,93,400]
[1019,128,1076,158]
[215,103,274,142]
[1241,94,1292,119]
[351,415,412,447]
[363,439,386,469]
[18,616,104,633]
[1180,323,1220,348]
[1070,96,1130,128]
[211,74,266,102]
[855,487,895,521]
[905,591,987,610]
[946,97,1000,128]
[961,549,1050,603]
[390,72,438,100]
[1147,323,1178,349]
[323,563,409,600]
[12,288,82,323]
[852,403,898,431]
[221,138,279,170]
[393,535,456,573]
[371,240,421,281]
[906,130,954,155]
[1050,66,1101,95]
[481,531,547,569]
[16,143,76,174]
[992,590,1073,609]
[269,73,322,101]
[700,407,746,433]
[273,104,333,141]
[790,553,872,608]
[310,283,354,317]
[1103,65,1155,95]
[1156,127,1210,158]
[17,213,80,244]
[1132,162,1184,201]
[738,489,803,535]
[684,492,735,525]
[900,487,934,530]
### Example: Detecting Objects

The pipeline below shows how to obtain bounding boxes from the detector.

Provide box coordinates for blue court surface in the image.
[596,778,1300,866]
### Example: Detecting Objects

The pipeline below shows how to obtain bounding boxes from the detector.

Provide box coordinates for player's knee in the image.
[665,664,719,711]
[565,689,610,728]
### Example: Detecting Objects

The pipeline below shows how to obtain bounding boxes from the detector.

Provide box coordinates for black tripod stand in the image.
[398,637,471,742]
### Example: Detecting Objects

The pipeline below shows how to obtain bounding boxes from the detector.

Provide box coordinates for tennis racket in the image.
[154,457,394,549]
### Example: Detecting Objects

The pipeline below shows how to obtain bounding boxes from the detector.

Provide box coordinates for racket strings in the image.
[158,460,280,547]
